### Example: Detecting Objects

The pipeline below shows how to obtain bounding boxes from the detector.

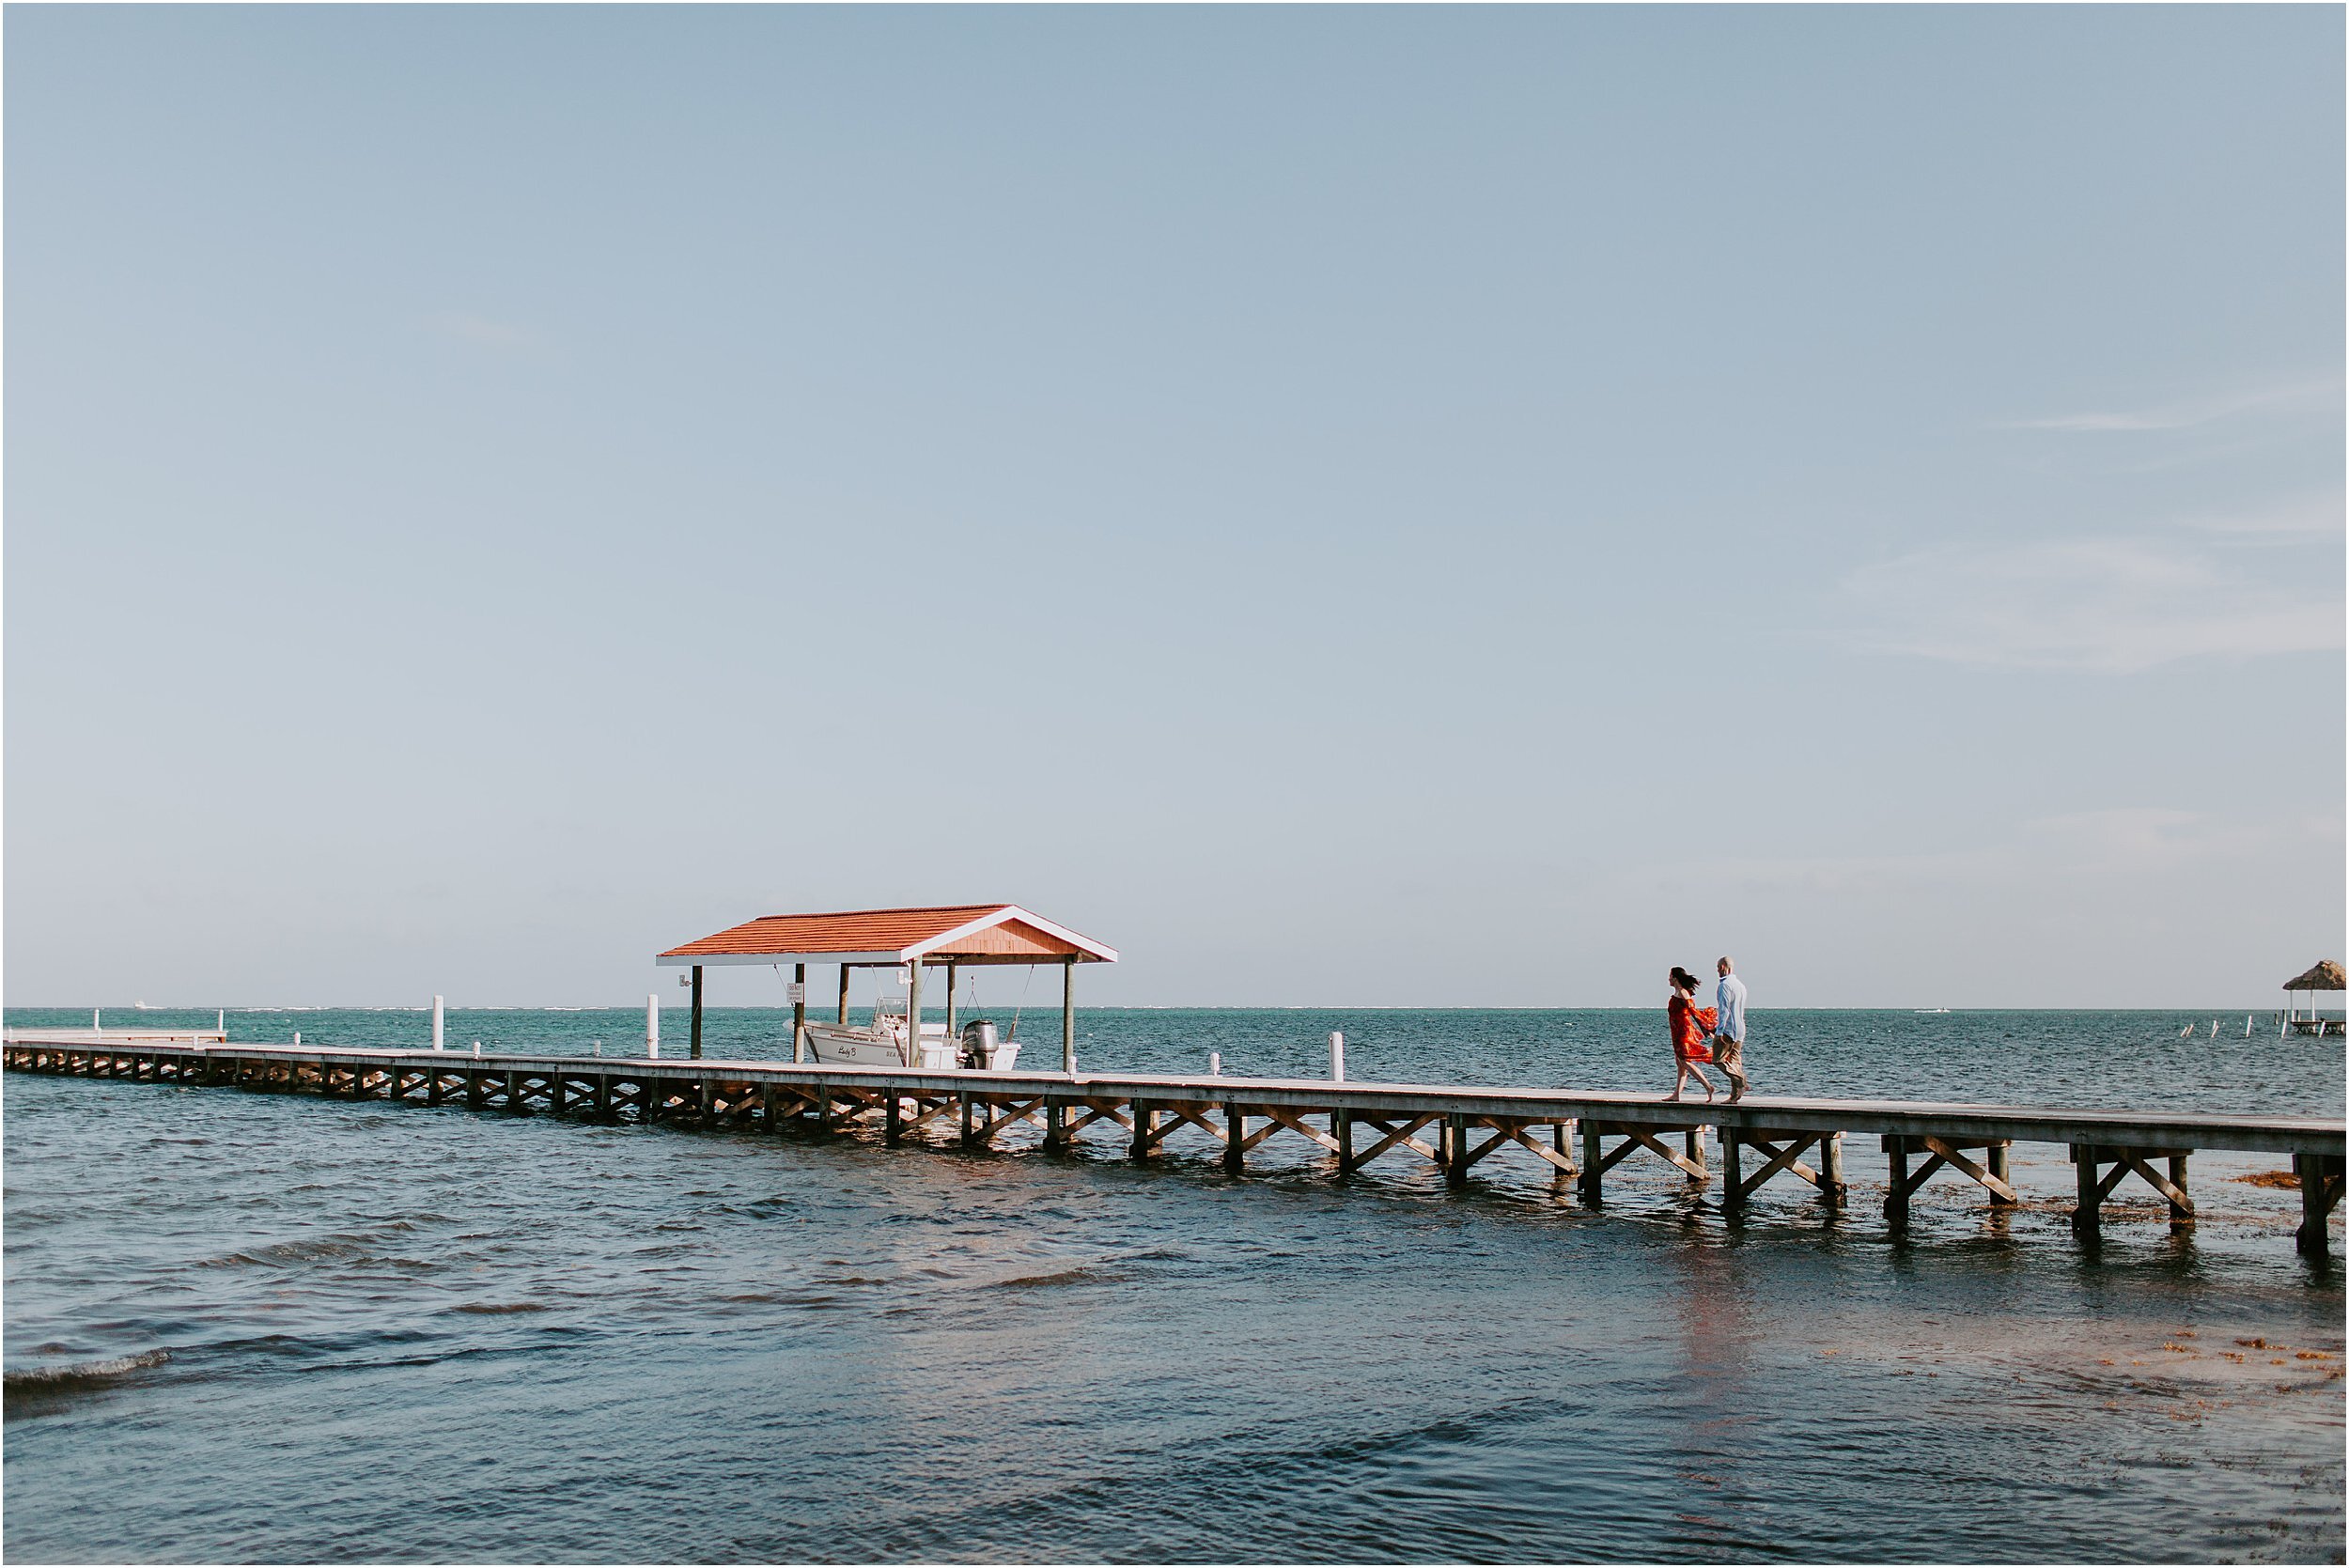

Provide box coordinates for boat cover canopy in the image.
[657,904,1118,969]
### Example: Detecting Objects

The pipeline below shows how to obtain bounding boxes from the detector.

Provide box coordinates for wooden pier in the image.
[7,1034,2342,1259]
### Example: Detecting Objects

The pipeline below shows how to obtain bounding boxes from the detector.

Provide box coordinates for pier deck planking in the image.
[8,1034,2342,1259]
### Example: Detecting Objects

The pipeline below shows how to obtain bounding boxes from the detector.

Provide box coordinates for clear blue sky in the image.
[7,6,2341,1008]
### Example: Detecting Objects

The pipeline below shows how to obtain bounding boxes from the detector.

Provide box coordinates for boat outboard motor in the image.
[961,1019,999,1069]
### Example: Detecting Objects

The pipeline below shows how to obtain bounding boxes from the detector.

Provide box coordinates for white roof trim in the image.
[902,904,1119,963]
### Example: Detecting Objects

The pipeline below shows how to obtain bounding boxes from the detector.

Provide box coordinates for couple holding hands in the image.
[1667,957,1750,1103]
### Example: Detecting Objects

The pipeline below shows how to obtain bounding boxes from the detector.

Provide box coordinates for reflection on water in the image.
[2,1010,2342,1562]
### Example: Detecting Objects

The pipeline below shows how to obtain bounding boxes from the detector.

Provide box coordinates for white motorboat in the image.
[802,1008,1024,1072]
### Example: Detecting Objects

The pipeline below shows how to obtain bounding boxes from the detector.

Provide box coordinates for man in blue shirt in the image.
[1714,957,1750,1103]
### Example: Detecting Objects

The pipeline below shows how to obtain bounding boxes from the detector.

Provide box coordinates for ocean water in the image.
[5,1008,2343,1563]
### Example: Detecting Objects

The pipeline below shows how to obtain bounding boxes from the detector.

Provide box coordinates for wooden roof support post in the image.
[907,961,925,1068]
[944,962,958,1063]
[792,964,807,1063]
[690,965,704,1060]
[1062,956,1077,1075]
[836,964,851,1025]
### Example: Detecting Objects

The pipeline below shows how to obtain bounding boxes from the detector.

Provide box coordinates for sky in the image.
[6,5,2341,1009]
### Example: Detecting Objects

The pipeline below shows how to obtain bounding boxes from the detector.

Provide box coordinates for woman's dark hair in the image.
[1669,967,1702,992]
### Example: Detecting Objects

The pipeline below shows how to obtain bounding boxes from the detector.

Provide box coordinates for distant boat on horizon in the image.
[1913,1008,1952,1015]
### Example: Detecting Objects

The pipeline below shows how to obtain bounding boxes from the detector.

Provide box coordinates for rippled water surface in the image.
[5,1008,2343,1562]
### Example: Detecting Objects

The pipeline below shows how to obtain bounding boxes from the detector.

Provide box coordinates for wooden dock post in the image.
[1685,1126,1707,1175]
[1722,1128,1744,1210]
[698,1079,715,1122]
[506,1069,524,1114]
[959,1092,974,1147]
[1579,1120,1603,1202]
[1987,1141,2015,1205]
[1445,1113,1470,1190]
[1820,1131,1845,1209]
[466,1070,486,1111]
[1043,1100,1066,1151]
[1130,1099,1153,1160]
[1888,1135,1911,1229]
[2072,1144,2102,1236]
[2296,1153,2344,1254]
[1224,1104,1245,1172]
[1334,1110,1354,1172]
[1552,1121,1575,1193]
[2168,1154,2192,1227]
[596,1074,612,1121]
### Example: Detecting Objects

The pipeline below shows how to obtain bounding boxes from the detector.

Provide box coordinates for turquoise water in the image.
[4,1008,2342,1561]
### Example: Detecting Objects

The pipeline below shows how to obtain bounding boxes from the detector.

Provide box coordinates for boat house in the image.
[657,904,1118,1067]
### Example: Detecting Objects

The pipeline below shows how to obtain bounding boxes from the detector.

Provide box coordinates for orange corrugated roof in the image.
[658,904,1115,963]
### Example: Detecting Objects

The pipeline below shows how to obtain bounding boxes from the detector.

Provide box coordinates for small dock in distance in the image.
[7,1034,2342,1262]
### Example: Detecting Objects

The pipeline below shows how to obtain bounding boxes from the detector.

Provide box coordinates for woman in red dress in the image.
[1666,966,1719,1103]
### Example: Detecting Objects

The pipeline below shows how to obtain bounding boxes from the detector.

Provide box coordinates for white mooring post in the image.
[217,1009,226,1035]
[1330,1031,1346,1082]
[1209,1051,1221,1076]
[93,1009,101,1032]
[432,995,445,1050]
[646,993,661,1058]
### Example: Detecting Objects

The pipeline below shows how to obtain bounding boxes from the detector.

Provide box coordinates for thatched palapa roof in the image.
[2281,960,2345,992]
